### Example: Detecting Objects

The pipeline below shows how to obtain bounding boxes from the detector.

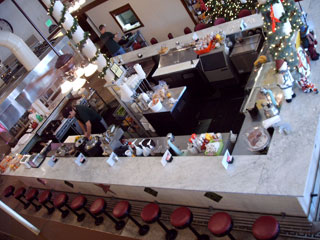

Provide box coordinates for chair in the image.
[184,27,192,34]
[113,200,149,236]
[194,23,209,31]
[25,189,42,212]
[252,216,280,240]
[133,41,142,50]
[238,9,252,18]
[141,203,177,240]
[168,33,174,39]
[208,212,236,240]
[214,18,226,26]
[89,198,125,229]
[150,38,158,45]
[3,186,29,209]
[38,190,55,215]
[170,207,209,240]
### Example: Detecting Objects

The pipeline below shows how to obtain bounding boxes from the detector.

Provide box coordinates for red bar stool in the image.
[238,9,251,18]
[208,212,236,240]
[170,207,209,240]
[13,187,30,209]
[113,200,149,236]
[184,27,192,34]
[141,203,177,240]
[38,190,55,215]
[25,189,42,211]
[3,185,15,198]
[70,195,104,224]
[89,198,125,229]
[168,33,174,39]
[53,193,71,219]
[150,37,158,45]
[252,216,280,240]
[214,18,226,26]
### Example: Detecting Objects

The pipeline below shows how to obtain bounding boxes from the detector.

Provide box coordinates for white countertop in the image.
[115,14,263,65]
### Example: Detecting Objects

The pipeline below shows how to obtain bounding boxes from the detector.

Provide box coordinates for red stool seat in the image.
[53,193,68,208]
[38,190,51,204]
[238,9,251,18]
[170,207,191,228]
[214,18,226,26]
[113,200,129,218]
[184,27,192,34]
[3,185,15,197]
[90,198,105,215]
[26,189,38,201]
[208,212,232,235]
[14,187,26,199]
[141,203,160,222]
[253,216,279,240]
[70,195,86,210]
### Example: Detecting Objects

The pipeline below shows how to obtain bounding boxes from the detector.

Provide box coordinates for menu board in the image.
[110,63,124,78]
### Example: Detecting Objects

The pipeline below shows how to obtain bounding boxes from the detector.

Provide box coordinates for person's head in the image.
[62,105,76,119]
[99,24,106,34]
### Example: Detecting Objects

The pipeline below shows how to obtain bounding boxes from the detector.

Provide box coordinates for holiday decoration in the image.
[44,0,111,78]
[276,59,296,102]
[204,0,257,23]
[300,25,320,61]
[296,46,318,93]
[258,0,304,70]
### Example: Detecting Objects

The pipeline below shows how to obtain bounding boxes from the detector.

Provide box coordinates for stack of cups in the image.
[134,64,146,80]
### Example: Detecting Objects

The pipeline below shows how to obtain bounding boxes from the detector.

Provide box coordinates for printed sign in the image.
[161,150,172,167]
[204,192,223,203]
[144,187,158,197]
[75,153,87,166]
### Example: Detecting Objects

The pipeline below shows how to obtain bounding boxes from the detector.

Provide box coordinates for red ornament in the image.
[270,5,280,33]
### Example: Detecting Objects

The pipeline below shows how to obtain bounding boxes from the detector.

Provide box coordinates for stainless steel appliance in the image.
[230,34,263,74]
[199,45,236,84]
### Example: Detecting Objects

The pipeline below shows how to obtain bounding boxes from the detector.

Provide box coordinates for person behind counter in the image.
[99,24,126,57]
[62,105,107,139]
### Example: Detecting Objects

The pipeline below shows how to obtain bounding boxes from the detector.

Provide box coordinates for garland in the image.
[48,0,56,16]
[89,49,101,63]
[58,5,67,26]
[76,32,90,51]
[66,18,78,39]
[98,55,112,78]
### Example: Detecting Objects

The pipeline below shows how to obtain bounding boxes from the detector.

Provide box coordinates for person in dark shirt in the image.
[62,105,107,138]
[99,24,126,57]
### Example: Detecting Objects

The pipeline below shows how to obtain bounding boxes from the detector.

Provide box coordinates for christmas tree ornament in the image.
[296,47,318,93]
[276,59,296,103]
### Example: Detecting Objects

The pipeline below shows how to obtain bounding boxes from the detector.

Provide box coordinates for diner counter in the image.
[2,84,320,218]
[115,14,263,65]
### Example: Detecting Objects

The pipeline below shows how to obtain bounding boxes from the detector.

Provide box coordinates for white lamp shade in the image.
[84,63,98,77]
[75,67,85,77]
[72,77,86,92]
[61,80,73,93]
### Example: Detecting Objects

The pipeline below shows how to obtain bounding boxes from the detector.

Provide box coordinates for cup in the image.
[125,150,132,157]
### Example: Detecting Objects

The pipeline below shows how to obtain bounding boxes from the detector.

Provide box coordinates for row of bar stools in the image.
[113,200,150,236]
[89,198,126,229]
[25,189,42,211]
[170,207,209,240]
[38,190,55,215]
[141,203,177,240]
[6,186,30,209]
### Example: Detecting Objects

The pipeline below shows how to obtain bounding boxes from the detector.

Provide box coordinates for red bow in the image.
[270,5,280,33]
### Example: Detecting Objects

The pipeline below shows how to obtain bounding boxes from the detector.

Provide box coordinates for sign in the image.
[75,153,87,166]
[240,19,248,31]
[48,155,58,167]
[106,152,118,167]
[64,181,74,188]
[204,192,223,202]
[45,19,53,28]
[144,187,158,197]
[221,149,233,170]
[161,150,172,167]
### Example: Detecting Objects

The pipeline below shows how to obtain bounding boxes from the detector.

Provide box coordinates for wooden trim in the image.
[72,0,110,17]
[109,3,144,34]
[179,0,197,25]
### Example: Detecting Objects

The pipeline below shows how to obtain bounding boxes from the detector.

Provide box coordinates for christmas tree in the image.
[204,0,257,23]
[258,0,303,70]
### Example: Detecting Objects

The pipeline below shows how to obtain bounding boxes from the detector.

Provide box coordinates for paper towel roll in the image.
[134,64,146,79]
[120,83,134,102]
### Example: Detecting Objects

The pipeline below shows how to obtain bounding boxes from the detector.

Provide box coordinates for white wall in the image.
[0,0,55,61]
[86,0,195,45]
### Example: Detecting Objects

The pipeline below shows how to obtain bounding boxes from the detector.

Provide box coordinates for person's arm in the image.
[77,120,87,136]
[85,120,92,139]
[114,32,121,41]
